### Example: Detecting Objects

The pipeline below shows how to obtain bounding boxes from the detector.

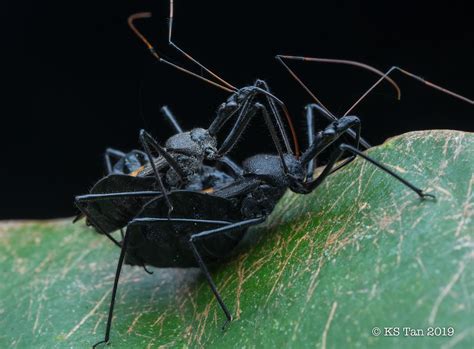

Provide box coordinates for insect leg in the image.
[300,114,363,166]
[208,90,255,141]
[139,130,183,214]
[326,133,361,175]
[255,103,290,173]
[76,191,162,201]
[92,226,131,348]
[305,105,317,178]
[104,148,126,174]
[297,115,361,186]
[87,235,140,274]
[298,134,434,199]
[75,200,120,247]
[127,217,237,277]
[342,143,433,198]
[304,104,371,150]
[139,130,186,180]
[75,191,162,247]
[216,157,243,177]
[305,113,364,178]
[217,99,291,173]
[92,216,224,347]
[189,217,266,328]
[210,84,299,157]
[214,93,256,155]
[77,190,158,275]
[252,80,295,155]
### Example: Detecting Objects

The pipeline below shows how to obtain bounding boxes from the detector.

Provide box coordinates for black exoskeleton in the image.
[83,1,472,347]
[89,103,435,348]
[75,78,300,248]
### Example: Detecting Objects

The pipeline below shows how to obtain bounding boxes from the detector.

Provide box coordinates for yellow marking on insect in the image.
[201,188,215,194]
[130,166,145,177]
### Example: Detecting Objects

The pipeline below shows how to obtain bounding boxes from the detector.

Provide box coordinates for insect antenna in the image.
[276,55,401,114]
[276,55,381,149]
[128,12,235,93]
[167,0,237,92]
[129,11,302,156]
[344,66,473,116]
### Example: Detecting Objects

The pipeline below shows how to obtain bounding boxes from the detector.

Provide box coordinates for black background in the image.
[2,0,473,219]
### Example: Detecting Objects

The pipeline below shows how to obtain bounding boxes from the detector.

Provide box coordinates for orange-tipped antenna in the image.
[344,66,473,116]
[128,12,235,93]
[276,55,402,116]
[128,13,156,55]
[128,9,300,156]
[167,0,237,91]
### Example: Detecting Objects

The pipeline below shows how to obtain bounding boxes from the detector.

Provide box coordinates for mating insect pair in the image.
[75,1,473,347]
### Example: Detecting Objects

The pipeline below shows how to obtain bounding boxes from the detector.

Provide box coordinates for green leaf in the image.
[1,130,473,349]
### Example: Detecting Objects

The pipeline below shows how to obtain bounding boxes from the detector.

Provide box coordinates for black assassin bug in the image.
[74,77,303,247]
[80,1,473,348]
[91,107,452,348]
[75,105,239,247]
[74,8,309,249]
[75,1,405,251]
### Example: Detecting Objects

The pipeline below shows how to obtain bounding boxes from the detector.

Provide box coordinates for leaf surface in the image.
[0,130,473,348]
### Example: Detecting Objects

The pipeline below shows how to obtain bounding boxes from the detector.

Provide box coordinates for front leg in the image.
[139,130,185,214]
[209,81,296,158]
[252,79,296,155]
[300,115,362,169]
[294,118,434,198]
[304,104,371,150]
[222,101,290,170]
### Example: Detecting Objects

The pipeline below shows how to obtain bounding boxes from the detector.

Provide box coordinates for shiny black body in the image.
[82,2,472,346]
[85,101,434,349]
[76,76,302,249]
[79,167,234,237]
[75,105,240,246]
[125,191,244,268]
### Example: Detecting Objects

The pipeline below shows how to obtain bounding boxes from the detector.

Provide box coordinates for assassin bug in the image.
[91,108,471,349]
[75,106,238,247]
[83,1,473,348]
[75,6,308,249]
[91,106,465,348]
[76,1,404,251]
